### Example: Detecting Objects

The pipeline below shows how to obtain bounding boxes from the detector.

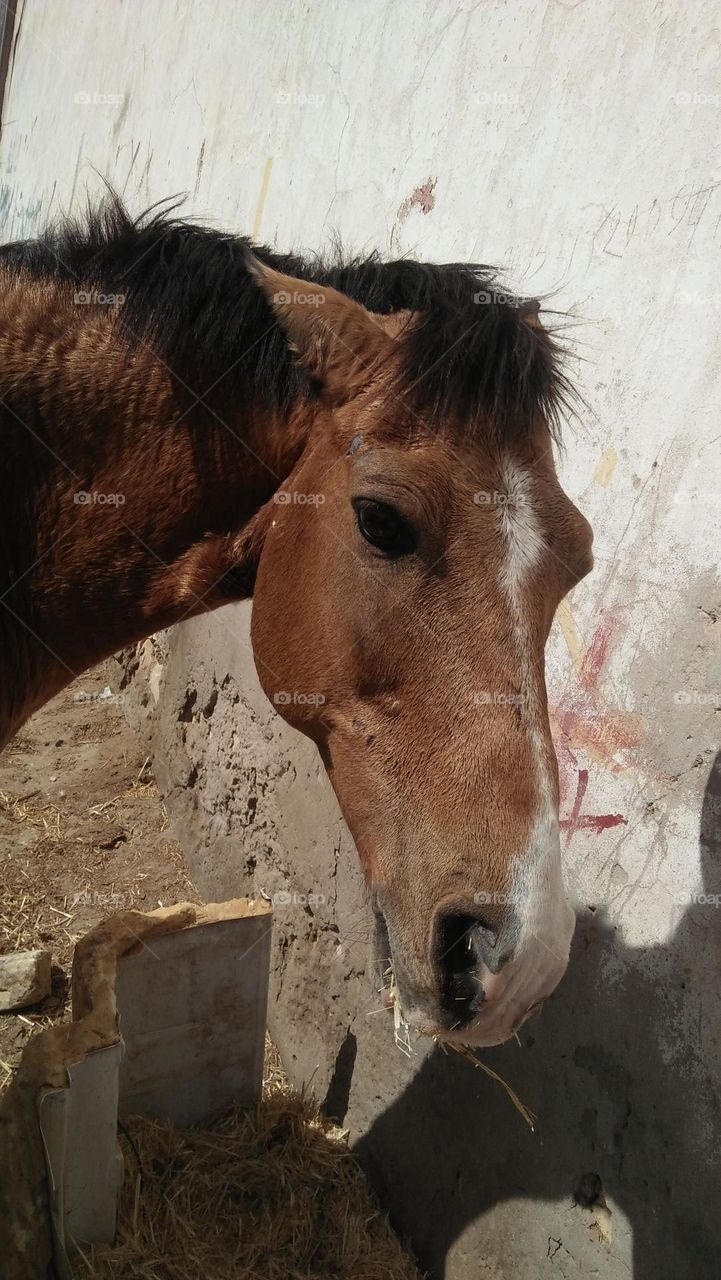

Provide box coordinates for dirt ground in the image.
[0,660,200,1087]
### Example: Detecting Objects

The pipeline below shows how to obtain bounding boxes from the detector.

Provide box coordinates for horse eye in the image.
[353,499,417,556]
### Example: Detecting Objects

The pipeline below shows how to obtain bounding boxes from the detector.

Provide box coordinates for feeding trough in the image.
[0,899,272,1279]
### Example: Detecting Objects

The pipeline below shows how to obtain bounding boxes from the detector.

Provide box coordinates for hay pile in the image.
[74,1057,423,1280]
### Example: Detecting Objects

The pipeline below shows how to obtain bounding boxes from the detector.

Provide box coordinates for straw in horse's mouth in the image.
[386,962,412,1057]
[372,905,413,1056]
[438,1040,537,1130]
[370,905,536,1127]
[379,947,535,1126]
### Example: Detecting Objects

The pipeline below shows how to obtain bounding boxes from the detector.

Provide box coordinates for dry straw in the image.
[385,961,536,1131]
[74,1067,423,1280]
[438,1041,537,1131]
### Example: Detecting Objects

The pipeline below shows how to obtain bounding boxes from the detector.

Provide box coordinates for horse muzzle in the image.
[374,892,574,1047]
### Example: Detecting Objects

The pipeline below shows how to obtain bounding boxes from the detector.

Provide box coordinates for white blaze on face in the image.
[497,455,547,596]
[457,455,574,1046]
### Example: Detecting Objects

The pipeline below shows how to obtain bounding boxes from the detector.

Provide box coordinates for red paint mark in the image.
[562,767,588,845]
[580,618,613,688]
[556,702,642,763]
[397,178,437,224]
[558,768,627,841]
[560,812,628,833]
[552,611,644,792]
[553,611,641,840]
[556,740,578,809]
[578,813,627,833]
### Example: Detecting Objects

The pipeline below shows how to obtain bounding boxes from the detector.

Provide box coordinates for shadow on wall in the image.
[354,751,721,1280]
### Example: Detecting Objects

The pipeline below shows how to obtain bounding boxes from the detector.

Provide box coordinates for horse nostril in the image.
[434,910,499,1021]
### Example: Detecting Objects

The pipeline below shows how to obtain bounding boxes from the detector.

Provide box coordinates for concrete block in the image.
[40,1042,125,1267]
[116,900,272,1126]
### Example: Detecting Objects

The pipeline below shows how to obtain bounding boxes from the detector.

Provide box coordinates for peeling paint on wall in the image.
[396,177,437,223]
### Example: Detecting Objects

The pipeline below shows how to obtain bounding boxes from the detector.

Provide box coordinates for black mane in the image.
[0,197,573,439]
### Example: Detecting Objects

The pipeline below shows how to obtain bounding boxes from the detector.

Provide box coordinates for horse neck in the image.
[0,282,308,744]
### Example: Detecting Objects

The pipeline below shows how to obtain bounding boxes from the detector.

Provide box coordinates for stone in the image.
[0,951,52,1011]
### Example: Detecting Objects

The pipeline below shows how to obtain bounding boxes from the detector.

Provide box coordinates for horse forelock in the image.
[0,194,576,446]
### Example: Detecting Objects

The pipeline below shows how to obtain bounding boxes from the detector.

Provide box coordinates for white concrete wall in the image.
[2,3,720,1277]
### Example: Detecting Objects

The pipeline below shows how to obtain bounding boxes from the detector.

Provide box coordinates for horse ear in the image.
[519,298,543,330]
[219,497,278,597]
[161,499,278,613]
[249,258,396,402]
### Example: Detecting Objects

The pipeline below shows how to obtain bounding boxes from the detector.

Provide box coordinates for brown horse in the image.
[0,200,593,1046]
